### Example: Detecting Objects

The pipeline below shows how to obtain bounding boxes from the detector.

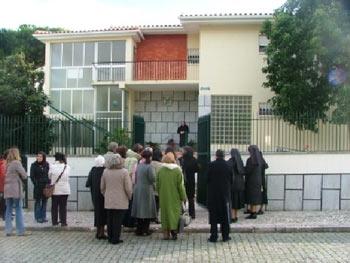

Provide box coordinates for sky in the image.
[0,0,287,30]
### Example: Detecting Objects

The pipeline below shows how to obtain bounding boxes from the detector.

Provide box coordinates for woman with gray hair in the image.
[101,153,132,245]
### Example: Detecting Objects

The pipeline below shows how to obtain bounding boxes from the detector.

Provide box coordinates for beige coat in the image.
[100,167,132,210]
[4,160,27,199]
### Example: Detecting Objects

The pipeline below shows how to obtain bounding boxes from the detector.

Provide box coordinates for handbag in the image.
[178,203,191,233]
[43,165,66,198]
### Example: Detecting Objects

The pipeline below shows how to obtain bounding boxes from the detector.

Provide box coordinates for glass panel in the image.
[84,42,95,66]
[98,42,111,63]
[62,43,73,66]
[51,69,66,89]
[78,68,92,88]
[61,90,72,113]
[73,43,83,66]
[96,87,108,111]
[83,90,94,114]
[51,44,62,67]
[50,90,60,110]
[112,41,126,62]
[67,68,78,88]
[110,87,122,111]
[72,90,82,114]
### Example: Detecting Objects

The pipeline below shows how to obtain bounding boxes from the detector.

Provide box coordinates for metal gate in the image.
[132,115,145,146]
[196,114,210,206]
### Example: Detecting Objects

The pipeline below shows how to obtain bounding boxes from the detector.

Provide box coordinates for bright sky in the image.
[1,0,286,30]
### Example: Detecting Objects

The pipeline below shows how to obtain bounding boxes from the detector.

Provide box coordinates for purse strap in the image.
[53,165,67,185]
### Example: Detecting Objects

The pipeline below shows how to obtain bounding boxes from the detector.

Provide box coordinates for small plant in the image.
[96,128,131,154]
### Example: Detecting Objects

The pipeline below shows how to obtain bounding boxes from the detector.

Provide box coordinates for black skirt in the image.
[231,191,245,209]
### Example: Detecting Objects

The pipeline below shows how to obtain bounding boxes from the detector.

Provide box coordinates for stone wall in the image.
[134,90,198,147]
[26,154,350,211]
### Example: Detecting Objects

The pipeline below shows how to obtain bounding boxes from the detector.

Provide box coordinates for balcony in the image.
[92,60,199,82]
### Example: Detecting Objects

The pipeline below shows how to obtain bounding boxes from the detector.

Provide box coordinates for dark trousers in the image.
[188,198,195,218]
[34,198,47,222]
[210,221,230,240]
[136,218,151,235]
[0,192,5,220]
[107,209,125,243]
[51,195,68,225]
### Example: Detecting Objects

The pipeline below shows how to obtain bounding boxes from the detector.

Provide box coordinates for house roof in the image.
[33,13,272,41]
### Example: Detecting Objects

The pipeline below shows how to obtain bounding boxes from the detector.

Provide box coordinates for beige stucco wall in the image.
[199,24,273,115]
[187,34,199,49]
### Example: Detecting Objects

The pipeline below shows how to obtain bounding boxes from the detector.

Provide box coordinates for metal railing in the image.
[0,114,132,156]
[92,60,199,82]
[210,115,350,154]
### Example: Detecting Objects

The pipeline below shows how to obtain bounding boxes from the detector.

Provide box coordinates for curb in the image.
[1,225,350,233]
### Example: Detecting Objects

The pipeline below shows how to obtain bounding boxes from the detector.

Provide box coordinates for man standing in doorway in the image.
[177,121,189,147]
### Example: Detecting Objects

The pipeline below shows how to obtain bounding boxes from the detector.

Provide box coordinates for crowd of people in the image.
[0,142,268,244]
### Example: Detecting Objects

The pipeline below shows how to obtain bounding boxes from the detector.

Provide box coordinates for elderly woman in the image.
[86,155,106,239]
[156,152,187,240]
[101,153,132,245]
[4,148,27,236]
[131,149,157,236]
[245,145,264,219]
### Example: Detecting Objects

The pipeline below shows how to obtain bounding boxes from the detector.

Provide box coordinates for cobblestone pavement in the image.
[1,231,350,262]
[1,206,350,232]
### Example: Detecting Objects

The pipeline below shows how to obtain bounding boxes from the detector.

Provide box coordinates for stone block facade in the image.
[135,90,198,147]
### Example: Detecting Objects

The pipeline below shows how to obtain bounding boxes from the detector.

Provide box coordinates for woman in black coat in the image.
[207,150,232,243]
[30,152,50,223]
[179,146,199,219]
[259,151,269,214]
[226,148,245,223]
[245,145,264,219]
[86,155,107,239]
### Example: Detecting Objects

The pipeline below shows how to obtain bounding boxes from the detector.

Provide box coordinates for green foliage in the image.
[332,84,350,123]
[262,0,350,130]
[0,53,48,115]
[96,128,132,154]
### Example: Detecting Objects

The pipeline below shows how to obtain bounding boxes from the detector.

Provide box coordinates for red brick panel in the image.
[135,35,187,80]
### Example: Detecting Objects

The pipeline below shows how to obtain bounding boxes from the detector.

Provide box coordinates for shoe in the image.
[52,223,59,227]
[223,237,231,242]
[17,232,31,237]
[42,219,48,223]
[5,233,12,237]
[231,218,238,223]
[170,231,177,240]
[61,223,68,227]
[257,210,264,215]
[245,213,257,219]
[208,237,217,243]
[109,240,123,245]
[244,210,252,214]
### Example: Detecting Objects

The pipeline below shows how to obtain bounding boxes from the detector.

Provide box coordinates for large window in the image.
[50,41,126,115]
[211,95,252,145]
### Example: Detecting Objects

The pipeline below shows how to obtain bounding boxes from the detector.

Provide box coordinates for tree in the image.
[0,53,48,115]
[261,0,350,130]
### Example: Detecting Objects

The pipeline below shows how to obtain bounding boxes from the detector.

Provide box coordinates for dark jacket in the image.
[30,161,49,200]
[245,157,263,205]
[86,166,106,227]
[179,154,199,199]
[226,157,245,192]
[207,158,232,224]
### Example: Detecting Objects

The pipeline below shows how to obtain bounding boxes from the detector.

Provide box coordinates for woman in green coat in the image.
[156,152,187,240]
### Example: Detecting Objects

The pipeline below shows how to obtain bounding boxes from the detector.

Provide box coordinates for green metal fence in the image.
[0,115,133,156]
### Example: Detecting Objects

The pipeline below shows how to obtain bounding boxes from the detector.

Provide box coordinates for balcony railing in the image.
[92,60,199,82]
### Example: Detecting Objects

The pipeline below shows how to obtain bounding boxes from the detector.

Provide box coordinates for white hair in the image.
[94,155,105,167]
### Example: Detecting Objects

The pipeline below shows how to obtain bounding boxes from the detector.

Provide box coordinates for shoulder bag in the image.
[43,165,66,198]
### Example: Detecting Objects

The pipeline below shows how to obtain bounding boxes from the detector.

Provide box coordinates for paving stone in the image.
[322,190,340,210]
[285,190,303,210]
[285,175,303,189]
[303,200,321,211]
[304,175,322,199]
[323,174,341,189]
[341,174,350,199]
[267,175,284,200]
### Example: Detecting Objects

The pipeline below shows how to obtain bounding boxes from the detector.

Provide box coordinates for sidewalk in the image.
[1,205,350,233]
